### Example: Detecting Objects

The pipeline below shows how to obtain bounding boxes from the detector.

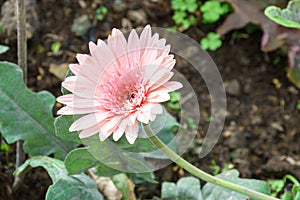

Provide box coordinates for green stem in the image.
[143,125,279,200]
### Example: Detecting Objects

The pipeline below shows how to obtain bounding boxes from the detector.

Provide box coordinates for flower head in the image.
[57,25,182,144]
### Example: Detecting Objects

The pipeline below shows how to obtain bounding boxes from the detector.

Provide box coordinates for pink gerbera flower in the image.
[57,25,182,144]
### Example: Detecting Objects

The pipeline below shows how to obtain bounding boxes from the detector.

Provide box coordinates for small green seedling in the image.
[200,32,222,51]
[209,160,232,175]
[268,180,285,197]
[186,116,197,129]
[268,174,300,199]
[205,116,214,122]
[51,42,61,54]
[171,0,198,13]
[0,143,10,152]
[171,0,198,30]
[96,6,108,21]
[297,100,300,109]
[210,160,221,175]
[200,1,231,24]
[167,92,181,110]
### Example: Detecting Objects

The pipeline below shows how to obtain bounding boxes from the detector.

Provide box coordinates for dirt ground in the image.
[0,0,299,199]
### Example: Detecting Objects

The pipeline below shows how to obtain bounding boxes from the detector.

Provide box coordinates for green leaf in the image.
[0,62,77,159]
[265,1,300,29]
[64,147,99,175]
[162,177,202,200]
[54,115,81,144]
[202,170,271,200]
[51,42,61,53]
[0,45,9,54]
[201,1,224,24]
[65,146,157,183]
[281,191,294,200]
[200,32,222,51]
[46,174,103,200]
[14,156,67,183]
[161,182,177,199]
[171,0,186,11]
[172,11,187,24]
[14,156,103,200]
[112,173,135,200]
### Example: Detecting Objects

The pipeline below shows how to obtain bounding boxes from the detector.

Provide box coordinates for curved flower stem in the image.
[143,124,279,200]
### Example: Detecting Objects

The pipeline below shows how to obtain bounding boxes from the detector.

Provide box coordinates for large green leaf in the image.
[64,146,156,183]
[46,174,103,200]
[14,156,103,200]
[0,62,77,158]
[265,0,300,29]
[14,156,67,183]
[161,177,202,200]
[202,170,271,200]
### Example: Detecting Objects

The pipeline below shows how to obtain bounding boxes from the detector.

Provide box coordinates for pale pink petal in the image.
[70,112,110,131]
[101,116,122,134]
[149,104,163,114]
[79,124,101,138]
[125,123,138,144]
[147,91,170,102]
[92,39,116,69]
[89,41,97,53]
[57,106,95,115]
[141,48,158,66]
[112,120,127,141]
[99,131,112,141]
[57,94,100,108]
[127,30,141,65]
[160,81,183,92]
[148,72,174,90]
[149,68,170,84]
[69,64,81,75]
[137,112,150,124]
[76,54,89,65]
[140,25,151,49]
[108,28,129,67]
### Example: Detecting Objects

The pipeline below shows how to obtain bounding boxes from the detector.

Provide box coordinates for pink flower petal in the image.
[161,81,183,92]
[101,116,122,134]
[125,123,138,144]
[69,64,81,76]
[79,123,101,138]
[108,28,129,67]
[70,112,110,131]
[127,29,140,66]
[57,106,95,115]
[112,120,127,141]
[147,91,170,102]
[89,41,97,53]
[76,54,89,65]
